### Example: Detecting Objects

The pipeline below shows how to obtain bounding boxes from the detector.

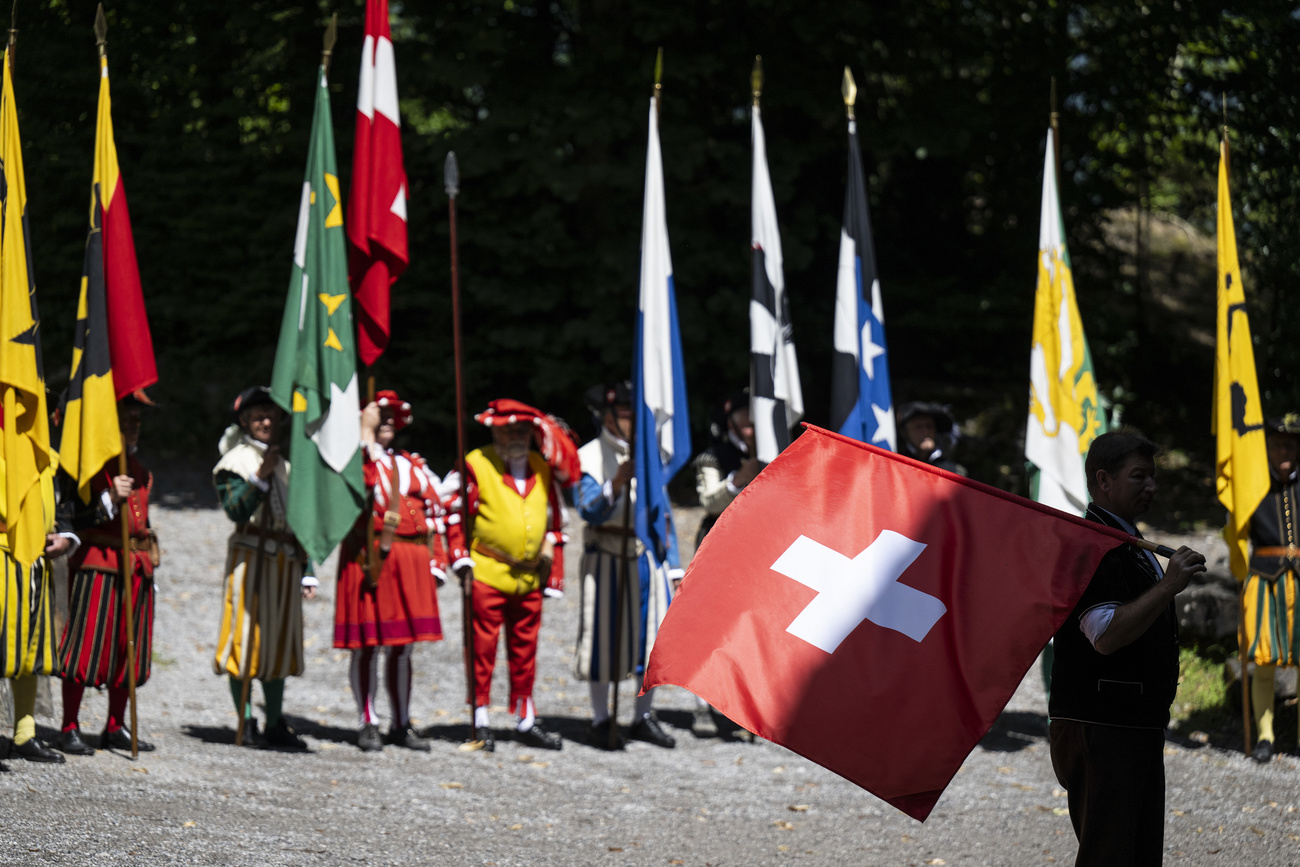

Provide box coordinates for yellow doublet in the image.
[466,447,552,596]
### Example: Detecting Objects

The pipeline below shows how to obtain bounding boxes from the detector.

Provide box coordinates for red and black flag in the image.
[60,49,156,502]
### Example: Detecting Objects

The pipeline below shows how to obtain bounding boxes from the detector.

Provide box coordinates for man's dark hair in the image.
[1084,430,1158,497]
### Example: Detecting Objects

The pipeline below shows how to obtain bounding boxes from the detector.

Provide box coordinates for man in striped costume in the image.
[573,383,679,750]
[1,462,77,765]
[54,398,157,755]
[1242,413,1300,763]
[212,386,313,750]
[335,391,448,753]
[447,399,571,752]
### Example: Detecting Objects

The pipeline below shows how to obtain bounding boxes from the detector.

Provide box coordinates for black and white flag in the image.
[750,104,803,464]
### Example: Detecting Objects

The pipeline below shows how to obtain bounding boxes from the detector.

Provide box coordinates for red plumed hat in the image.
[375,389,413,430]
[475,399,582,486]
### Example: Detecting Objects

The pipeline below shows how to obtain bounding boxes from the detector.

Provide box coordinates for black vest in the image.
[1048,506,1180,729]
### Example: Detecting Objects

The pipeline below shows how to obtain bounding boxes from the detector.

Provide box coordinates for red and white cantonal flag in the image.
[644,425,1138,821]
[347,0,409,367]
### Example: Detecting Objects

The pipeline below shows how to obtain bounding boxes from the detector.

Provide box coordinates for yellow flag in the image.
[1213,139,1269,580]
[0,50,52,567]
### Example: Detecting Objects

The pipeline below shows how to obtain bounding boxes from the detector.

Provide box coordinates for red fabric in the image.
[102,179,157,398]
[72,455,154,578]
[474,398,546,427]
[347,0,409,366]
[373,389,413,429]
[643,425,1128,821]
[471,581,542,709]
[335,540,443,648]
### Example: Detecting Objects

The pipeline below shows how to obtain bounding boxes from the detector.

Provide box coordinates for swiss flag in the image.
[347,0,409,366]
[644,425,1131,821]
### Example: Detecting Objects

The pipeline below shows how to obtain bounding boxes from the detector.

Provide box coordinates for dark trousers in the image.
[1049,719,1166,867]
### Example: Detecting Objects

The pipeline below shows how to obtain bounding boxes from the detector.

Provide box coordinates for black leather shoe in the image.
[100,726,155,753]
[629,712,676,749]
[473,726,495,752]
[12,737,66,764]
[1252,738,1274,763]
[387,724,430,752]
[516,721,562,751]
[265,718,307,750]
[53,727,96,757]
[357,723,384,753]
[586,718,625,751]
[237,718,267,749]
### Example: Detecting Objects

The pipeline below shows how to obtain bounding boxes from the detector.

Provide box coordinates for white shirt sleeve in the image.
[1079,603,1119,649]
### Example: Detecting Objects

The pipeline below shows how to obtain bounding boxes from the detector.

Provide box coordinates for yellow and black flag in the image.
[1213,138,1269,580]
[0,48,52,569]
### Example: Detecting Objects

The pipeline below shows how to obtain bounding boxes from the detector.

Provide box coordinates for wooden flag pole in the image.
[116,443,139,759]
[445,151,477,746]
[609,455,634,750]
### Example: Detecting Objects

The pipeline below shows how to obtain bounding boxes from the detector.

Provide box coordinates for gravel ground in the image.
[1,502,1298,866]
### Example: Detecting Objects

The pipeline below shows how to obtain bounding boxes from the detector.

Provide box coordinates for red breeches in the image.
[471,581,542,710]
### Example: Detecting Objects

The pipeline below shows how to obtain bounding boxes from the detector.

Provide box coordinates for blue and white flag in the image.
[750,104,803,464]
[633,97,690,567]
[830,114,895,449]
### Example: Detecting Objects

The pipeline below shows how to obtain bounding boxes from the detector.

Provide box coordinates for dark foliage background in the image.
[13,1,1298,522]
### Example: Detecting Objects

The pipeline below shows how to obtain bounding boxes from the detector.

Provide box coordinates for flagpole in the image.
[92,3,139,761]
[1220,107,1251,757]
[1049,76,1061,178]
[445,151,477,746]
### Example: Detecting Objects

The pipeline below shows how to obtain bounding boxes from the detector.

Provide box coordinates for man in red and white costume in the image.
[446,399,577,752]
[335,390,448,753]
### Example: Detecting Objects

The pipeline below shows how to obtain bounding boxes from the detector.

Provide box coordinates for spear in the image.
[445,151,479,747]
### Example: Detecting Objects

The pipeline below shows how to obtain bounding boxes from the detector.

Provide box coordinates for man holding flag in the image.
[1212,133,1274,762]
[830,68,893,450]
[572,66,691,750]
[55,20,161,757]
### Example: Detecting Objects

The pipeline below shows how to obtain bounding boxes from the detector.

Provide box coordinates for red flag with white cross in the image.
[347,0,409,366]
[643,425,1130,821]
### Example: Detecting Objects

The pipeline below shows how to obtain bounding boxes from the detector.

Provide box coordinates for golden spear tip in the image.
[94,3,107,56]
[841,66,856,119]
[751,55,763,107]
[322,12,337,72]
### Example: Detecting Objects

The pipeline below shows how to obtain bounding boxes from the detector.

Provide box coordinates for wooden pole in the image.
[116,444,138,758]
[446,152,476,744]
[609,444,635,749]
[235,502,270,746]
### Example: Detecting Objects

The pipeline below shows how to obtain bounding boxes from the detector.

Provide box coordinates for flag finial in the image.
[841,66,856,120]
[94,3,107,57]
[752,55,763,107]
[9,0,18,54]
[445,151,459,199]
[653,46,663,114]
[322,13,337,75]
[1221,92,1229,143]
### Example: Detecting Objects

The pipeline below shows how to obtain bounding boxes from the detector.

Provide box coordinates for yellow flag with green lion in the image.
[0,50,52,568]
[1213,138,1268,580]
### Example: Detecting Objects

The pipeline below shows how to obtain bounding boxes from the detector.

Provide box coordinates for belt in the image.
[473,540,542,573]
[395,533,430,546]
[83,531,150,551]
[234,523,300,547]
[1255,546,1300,558]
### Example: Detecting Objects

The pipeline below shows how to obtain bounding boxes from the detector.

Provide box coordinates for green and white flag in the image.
[270,64,363,563]
[1025,128,1107,516]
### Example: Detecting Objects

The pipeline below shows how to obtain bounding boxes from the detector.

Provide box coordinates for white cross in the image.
[770,531,947,653]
